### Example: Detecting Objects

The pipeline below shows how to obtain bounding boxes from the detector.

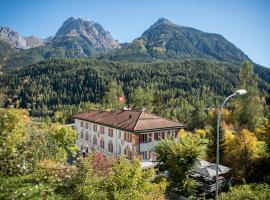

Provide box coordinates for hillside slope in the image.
[99,18,249,63]
[1,58,269,110]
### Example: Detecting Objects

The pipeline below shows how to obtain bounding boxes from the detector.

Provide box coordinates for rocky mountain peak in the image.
[0,26,45,49]
[150,18,175,28]
[55,17,120,49]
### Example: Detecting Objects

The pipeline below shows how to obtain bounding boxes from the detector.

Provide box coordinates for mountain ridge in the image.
[0,26,45,49]
[0,17,120,69]
[101,18,250,63]
[0,17,267,72]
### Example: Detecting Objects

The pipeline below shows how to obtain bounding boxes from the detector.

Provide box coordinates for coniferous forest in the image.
[1,58,270,127]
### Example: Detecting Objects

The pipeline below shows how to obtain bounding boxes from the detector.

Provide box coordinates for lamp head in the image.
[235,89,247,96]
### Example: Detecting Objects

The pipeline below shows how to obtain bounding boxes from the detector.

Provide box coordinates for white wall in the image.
[75,119,179,161]
[75,119,133,157]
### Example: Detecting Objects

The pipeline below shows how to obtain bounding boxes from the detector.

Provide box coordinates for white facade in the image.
[75,118,179,161]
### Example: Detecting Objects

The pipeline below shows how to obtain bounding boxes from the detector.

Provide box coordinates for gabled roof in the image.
[193,160,231,177]
[74,110,185,133]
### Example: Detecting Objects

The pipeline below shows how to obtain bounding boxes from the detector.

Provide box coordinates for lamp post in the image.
[215,89,247,200]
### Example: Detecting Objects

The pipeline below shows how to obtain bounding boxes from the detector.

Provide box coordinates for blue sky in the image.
[0,0,270,67]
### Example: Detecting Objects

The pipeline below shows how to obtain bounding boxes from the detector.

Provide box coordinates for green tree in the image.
[190,100,207,130]
[206,110,225,162]
[130,87,154,112]
[0,109,79,176]
[74,155,168,200]
[219,184,270,200]
[49,124,79,162]
[233,61,264,131]
[102,81,125,110]
[154,134,204,196]
[0,87,5,107]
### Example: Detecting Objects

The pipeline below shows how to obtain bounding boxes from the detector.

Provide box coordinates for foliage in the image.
[232,61,265,131]
[154,134,204,196]
[73,156,168,200]
[0,109,78,176]
[222,129,268,181]
[206,110,225,162]
[0,109,31,175]
[0,175,68,200]
[102,81,125,110]
[0,87,6,106]
[50,123,79,160]
[256,117,270,149]
[130,87,154,112]
[219,183,270,200]
[1,58,252,126]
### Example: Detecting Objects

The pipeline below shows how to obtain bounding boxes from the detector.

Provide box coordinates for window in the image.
[81,121,84,128]
[175,130,178,138]
[86,122,89,129]
[93,124,97,131]
[108,128,114,137]
[100,126,105,134]
[93,135,97,145]
[154,132,159,140]
[167,131,171,139]
[149,133,152,142]
[124,132,132,142]
[142,134,148,143]
[100,138,104,149]
[108,141,113,153]
[124,146,132,160]
[118,131,121,139]
[141,151,148,160]
[80,131,84,139]
[85,132,89,141]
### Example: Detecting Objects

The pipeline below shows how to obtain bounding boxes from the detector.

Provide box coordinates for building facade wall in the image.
[75,118,179,161]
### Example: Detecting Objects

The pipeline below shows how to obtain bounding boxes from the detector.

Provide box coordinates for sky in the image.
[0,0,270,67]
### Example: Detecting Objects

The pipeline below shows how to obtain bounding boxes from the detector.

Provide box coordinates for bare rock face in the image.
[55,17,120,49]
[0,27,45,49]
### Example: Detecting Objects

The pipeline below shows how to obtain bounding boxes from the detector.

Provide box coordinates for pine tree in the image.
[233,61,264,131]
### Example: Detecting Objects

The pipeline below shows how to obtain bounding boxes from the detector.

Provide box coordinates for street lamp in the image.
[215,89,247,200]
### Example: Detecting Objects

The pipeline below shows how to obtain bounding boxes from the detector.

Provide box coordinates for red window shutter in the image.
[130,133,132,143]
[130,152,133,160]
[139,134,143,143]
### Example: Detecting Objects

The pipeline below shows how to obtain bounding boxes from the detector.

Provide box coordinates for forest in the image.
[0,58,269,129]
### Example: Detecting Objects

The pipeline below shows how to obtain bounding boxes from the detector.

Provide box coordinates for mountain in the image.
[0,40,16,69]
[0,16,268,79]
[99,18,249,63]
[0,17,120,70]
[0,26,45,49]
[55,17,120,49]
